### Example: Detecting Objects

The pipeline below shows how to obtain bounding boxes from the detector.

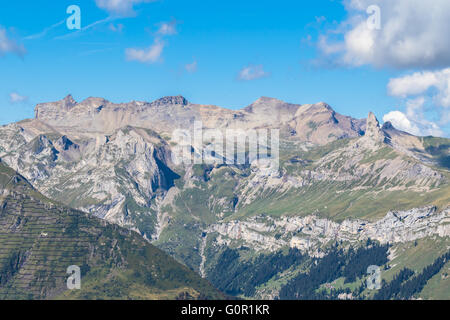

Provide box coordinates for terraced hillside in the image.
[0,161,223,300]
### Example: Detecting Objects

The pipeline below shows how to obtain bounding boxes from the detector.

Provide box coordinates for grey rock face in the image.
[30,95,366,144]
[35,94,77,120]
[0,123,177,234]
[208,206,450,256]
[151,95,189,106]
[360,112,389,147]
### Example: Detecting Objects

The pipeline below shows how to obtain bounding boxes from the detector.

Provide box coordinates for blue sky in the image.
[0,0,449,137]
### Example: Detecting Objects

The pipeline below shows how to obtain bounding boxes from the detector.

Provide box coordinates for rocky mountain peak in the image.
[34,94,77,120]
[56,135,77,151]
[367,112,379,126]
[363,112,387,144]
[79,97,108,106]
[244,97,299,114]
[299,102,335,115]
[313,102,333,111]
[381,121,395,131]
[151,95,189,106]
[381,120,410,137]
[62,94,77,108]
[255,96,283,104]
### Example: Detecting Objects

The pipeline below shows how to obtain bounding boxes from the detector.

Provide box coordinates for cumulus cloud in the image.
[383,110,443,137]
[388,68,450,117]
[383,69,450,137]
[387,71,441,98]
[387,69,450,110]
[383,111,420,135]
[383,93,443,136]
[318,0,450,69]
[0,27,26,57]
[237,65,269,81]
[125,39,164,63]
[95,0,153,16]
[9,92,28,104]
[124,18,179,65]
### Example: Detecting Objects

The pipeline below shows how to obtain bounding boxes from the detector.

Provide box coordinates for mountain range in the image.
[0,95,448,299]
[0,160,223,300]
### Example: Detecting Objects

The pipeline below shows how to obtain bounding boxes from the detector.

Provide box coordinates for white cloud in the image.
[185,60,197,73]
[383,69,450,137]
[237,65,269,81]
[387,71,441,98]
[124,18,178,64]
[318,0,450,69]
[0,27,26,57]
[405,96,426,119]
[316,0,450,136]
[156,20,178,36]
[9,92,28,104]
[125,39,164,63]
[95,0,153,16]
[388,68,450,120]
[383,110,443,137]
[317,35,344,55]
[383,111,420,135]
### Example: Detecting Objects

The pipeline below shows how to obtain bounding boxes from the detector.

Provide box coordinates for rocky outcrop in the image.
[360,112,388,148]
[359,113,425,159]
[208,206,450,255]
[0,124,177,235]
[151,95,189,106]
[290,103,366,144]
[34,94,77,120]
[29,95,366,144]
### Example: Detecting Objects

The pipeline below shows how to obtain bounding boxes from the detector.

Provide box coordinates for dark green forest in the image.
[207,240,392,299]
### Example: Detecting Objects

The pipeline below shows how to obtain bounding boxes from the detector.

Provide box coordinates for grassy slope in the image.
[173,137,450,299]
[231,137,450,222]
[156,137,450,276]
[0,161,223,300]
